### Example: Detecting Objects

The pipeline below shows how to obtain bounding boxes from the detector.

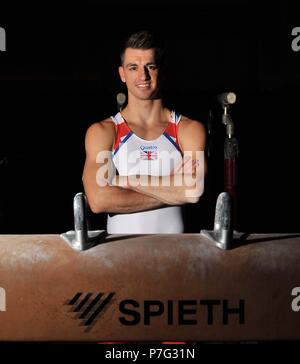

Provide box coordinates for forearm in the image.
[113,174,204,205]
[85,185,166,214]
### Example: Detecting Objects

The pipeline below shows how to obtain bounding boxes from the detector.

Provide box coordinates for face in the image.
[119,48,160,100]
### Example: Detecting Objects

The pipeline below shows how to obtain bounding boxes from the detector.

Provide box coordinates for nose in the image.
[138,66,150,80]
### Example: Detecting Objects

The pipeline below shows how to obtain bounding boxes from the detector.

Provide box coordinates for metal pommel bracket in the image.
[60,193,106,251]
[200,192,232,250]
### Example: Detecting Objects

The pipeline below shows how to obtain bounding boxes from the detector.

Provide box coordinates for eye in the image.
[128,66,137,71]
[148,65,157,71]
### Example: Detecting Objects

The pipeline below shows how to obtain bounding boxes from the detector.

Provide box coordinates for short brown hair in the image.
[120,30,165,67]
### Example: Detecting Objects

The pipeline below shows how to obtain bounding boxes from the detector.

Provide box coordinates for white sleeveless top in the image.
[107,111,184,234]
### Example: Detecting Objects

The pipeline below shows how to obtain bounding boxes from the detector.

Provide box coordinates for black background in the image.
[0,0,299,234]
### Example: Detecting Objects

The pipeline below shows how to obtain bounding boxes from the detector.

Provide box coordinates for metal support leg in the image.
[60,193,106,251]
[201,192,232,249]
[201,192,245,250]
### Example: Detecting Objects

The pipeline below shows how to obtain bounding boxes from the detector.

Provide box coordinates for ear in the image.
[118,66,126,83]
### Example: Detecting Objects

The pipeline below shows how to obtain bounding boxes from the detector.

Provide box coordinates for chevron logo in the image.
[66,292,115,329]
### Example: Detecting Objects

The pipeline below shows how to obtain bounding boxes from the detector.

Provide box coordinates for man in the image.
[82,30,206,233]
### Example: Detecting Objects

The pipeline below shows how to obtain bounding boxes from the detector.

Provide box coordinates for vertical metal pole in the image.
[73,193,88,250]
[222,109,239,230]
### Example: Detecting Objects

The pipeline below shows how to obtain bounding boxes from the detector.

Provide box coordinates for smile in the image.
[136,83,151,88]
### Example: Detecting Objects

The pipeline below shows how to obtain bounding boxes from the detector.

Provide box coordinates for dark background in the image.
[0,0,299,234]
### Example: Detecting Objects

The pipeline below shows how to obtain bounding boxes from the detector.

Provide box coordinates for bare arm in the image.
[82,121,166,214]
[112,119,206,205]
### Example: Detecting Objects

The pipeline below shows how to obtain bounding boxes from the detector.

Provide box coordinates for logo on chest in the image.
[140,145,158,160]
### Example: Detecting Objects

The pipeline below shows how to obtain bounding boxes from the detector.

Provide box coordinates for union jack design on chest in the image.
[140,149,159,160]
[111,111,181,157]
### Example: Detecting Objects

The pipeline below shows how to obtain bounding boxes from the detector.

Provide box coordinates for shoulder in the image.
[84,118,115,153]
[85,118,115,142]
[178,116,206,147]
[85,118,115,137]
[178,116,206,134]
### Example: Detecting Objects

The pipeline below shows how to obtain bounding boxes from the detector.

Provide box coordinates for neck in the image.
[122,98,169,125]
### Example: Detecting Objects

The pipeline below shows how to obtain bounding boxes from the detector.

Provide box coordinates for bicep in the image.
[82,122,115,190]
[178,120,207,175]
[179,120,206,151]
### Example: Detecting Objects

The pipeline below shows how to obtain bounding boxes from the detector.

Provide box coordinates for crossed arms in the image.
[82,118,206,214]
